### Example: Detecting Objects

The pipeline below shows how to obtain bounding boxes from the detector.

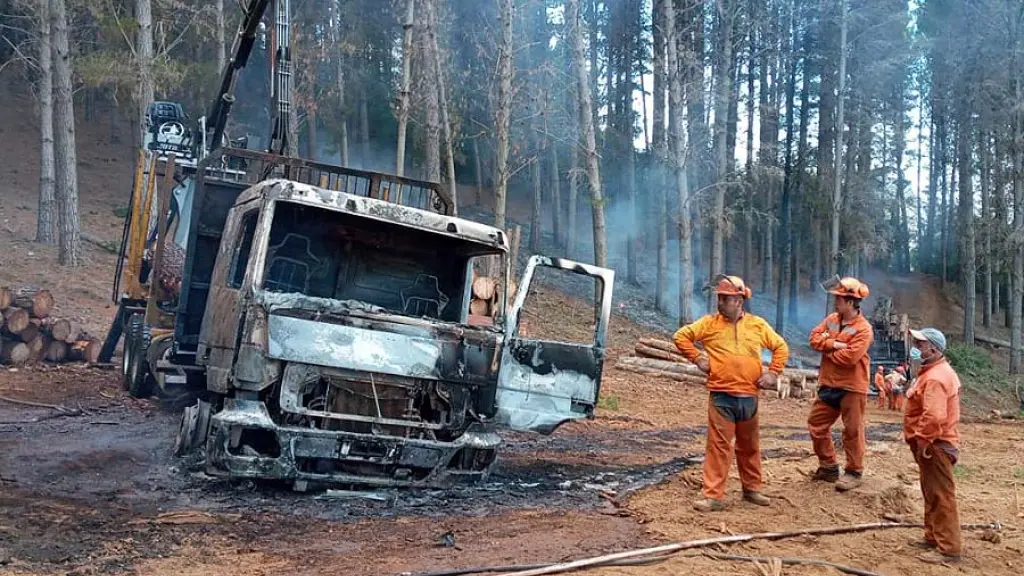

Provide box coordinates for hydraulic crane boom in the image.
[204,0,291,157]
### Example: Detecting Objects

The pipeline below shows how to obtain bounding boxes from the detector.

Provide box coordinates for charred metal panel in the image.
[205,398,501,488]
[267,314,444,378]
[492,255,615,434]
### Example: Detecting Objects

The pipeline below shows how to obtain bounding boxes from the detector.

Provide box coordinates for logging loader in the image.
[867,297,910,394]
[101,0,615,489]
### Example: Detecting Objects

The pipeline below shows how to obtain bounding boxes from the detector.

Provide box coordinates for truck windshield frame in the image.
[253,200,506,324]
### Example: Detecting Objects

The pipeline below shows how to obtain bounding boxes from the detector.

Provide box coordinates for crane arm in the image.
[205,0,273,155]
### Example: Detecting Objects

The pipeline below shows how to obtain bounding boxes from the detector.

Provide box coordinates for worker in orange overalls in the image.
[903,327,963,564]
[673,275,790,512]
[888,366,908,411]
[807,276,874,492]
[874,366,888,409]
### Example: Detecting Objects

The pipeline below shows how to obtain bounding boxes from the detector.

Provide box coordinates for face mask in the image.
[909,347,922,361]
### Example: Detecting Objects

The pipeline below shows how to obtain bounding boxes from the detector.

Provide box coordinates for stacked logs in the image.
[620,338,819,399]
[469,275,518,319]
[0,287,102,367]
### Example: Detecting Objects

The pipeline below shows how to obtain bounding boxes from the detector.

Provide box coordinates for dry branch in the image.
[492,521,1001,576]
[700,551,882,576]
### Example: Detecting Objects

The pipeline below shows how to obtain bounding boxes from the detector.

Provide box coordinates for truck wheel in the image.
[127,323,153,399]
[173,398,212,457]
[121,314,143,392]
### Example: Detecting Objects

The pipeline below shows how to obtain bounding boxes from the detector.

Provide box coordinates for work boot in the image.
[809,465,840,483]
[917,550,961,564]
[835,471,863,492]
[742,490,770,506]
[909,539,938,550]
[692,498,726,512]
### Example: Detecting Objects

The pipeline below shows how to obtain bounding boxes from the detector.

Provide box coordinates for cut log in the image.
[469,298,491,316]
[44,340,68,362]
[17,321,40,343]
[617,356,708,378]
[26,334,46,360]
[12,289,54,319]
[1,340,31,365]
[68,338,102,364]
[634,342,690,363]
[46,318,73,342]
[0,287,10,310]
[2,308,30,335]
[637,338,681,355]
[472,276,497,301]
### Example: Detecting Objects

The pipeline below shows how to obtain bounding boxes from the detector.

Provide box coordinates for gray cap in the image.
[909,327,947,352]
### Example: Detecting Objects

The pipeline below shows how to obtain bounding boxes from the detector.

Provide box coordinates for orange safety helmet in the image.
[821,275,870,300]
[710,274,752,300]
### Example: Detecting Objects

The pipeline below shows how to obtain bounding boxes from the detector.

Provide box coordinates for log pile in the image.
[621,338,819,399]
[0,287,102,367]
[468,274,518,320]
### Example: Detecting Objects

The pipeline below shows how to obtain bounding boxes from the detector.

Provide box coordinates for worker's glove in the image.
[756,372,779,390]
[832,341,849,351]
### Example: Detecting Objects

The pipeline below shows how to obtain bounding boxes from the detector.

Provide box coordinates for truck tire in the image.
[126,323,153,398]
[121,314,143,392]
[173,398,212,457]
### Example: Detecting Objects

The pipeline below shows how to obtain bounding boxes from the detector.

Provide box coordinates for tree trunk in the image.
[958,117,976,345]
[395,0,415,177]
[925,110,939,272]
[666,0,693,324]
[550,127,563,248]
[422,26,441,184]
[1011,70,1023,373]
[981,129,992,328]
[216,0,226,70]
[790,22,811,324]
[359,93,370,168]
[567,0,608,268]
[36,0,56,245]
[51,0,81,267]
[567,98,580,261]
[426,0,457,213]
[776,2,797,332]
[708,0,733,311]
[334,0,349,167]
[742,6,755,288]
[828,0,847,309]
[493,0,513,230]
[136,0,154,141]
[653,0,669,312]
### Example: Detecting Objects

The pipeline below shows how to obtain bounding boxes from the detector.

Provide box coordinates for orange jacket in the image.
[903,359,961,447]
[809,312,874,393]
[874,372,888,393]
[673,312,789,397]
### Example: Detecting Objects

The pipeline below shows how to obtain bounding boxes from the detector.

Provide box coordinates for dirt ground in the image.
[2,312,1023,576]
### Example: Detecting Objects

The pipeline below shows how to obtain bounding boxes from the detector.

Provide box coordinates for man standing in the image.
[807,276,874,491]
[874,366,888,410]
[904,328,963,564]
[674,275,790,512]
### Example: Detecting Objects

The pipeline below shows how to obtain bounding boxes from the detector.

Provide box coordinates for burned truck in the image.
[108,148,614,489]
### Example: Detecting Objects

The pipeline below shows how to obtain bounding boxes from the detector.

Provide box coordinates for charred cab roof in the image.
[237,178,510,251]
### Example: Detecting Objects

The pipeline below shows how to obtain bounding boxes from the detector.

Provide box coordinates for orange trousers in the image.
[703,396,761,500]
[807,390,866,473]
[911,441,962,555]
[876,390,887,409]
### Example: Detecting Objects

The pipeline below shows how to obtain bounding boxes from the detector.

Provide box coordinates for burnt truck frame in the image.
[109,148,615,489]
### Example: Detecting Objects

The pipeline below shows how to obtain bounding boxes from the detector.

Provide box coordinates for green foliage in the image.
[598,395,620,411]
[946,344,996,377]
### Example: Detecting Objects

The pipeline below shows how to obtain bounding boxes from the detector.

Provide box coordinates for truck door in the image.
[493,256,615,434]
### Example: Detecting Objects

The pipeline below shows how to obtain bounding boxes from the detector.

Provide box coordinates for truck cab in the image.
[115,148,614,489]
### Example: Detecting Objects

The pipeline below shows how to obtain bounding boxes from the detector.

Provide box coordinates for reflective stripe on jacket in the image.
[809,312,874,394]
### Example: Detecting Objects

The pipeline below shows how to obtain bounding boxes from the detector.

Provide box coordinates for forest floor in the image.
[1,78,1023,576]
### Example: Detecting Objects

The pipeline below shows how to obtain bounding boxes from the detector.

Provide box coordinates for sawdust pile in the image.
[875,485,918,515]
